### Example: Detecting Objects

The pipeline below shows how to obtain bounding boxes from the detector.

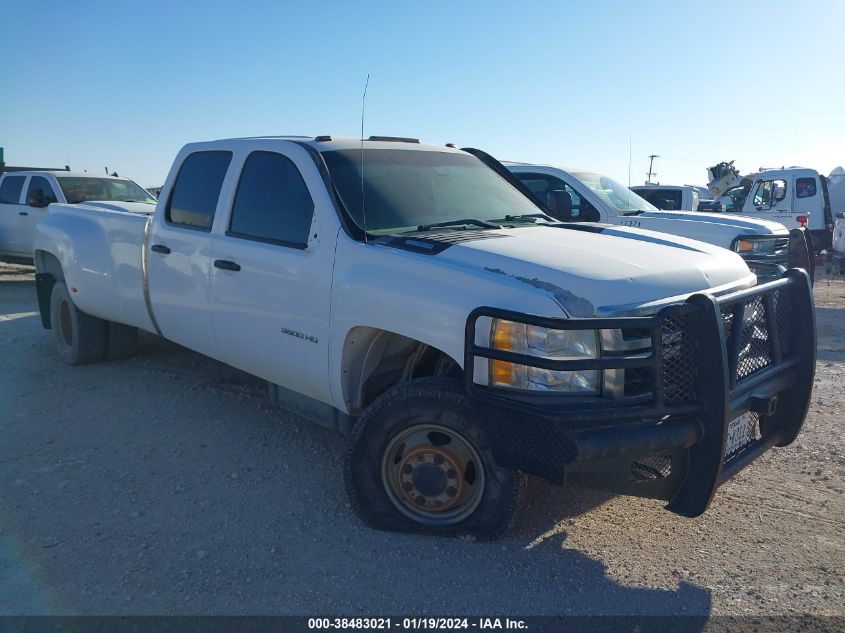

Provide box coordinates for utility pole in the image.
[646,154,659,184]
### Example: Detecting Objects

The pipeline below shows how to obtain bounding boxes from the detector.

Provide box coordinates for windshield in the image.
[57,177,156,204]
[571,171,657,213]
[321,149,541,234]
[722,179,752,212]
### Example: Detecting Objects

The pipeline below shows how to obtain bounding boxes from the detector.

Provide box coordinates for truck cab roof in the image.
[199,135,461,155]
[749,167,818,180]
[2,170,128,179]
[632,184,704,191]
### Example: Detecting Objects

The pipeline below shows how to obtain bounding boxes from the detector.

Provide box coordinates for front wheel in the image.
[344,378,522,539]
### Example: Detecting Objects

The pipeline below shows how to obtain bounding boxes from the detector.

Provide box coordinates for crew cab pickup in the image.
[507,163,814,282]
[32,136,816,538]
[0,170,155,260]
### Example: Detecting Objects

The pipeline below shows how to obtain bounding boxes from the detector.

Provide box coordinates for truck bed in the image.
[33,203,156,333]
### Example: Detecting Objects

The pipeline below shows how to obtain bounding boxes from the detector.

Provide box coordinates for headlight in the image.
[734,238,776,255]
[490,319,599,393]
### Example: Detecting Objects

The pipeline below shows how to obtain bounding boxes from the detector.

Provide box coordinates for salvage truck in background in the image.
[32,136,815,537]
[707,162,834,252]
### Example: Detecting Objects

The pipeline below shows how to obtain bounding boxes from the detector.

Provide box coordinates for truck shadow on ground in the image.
[0,266,34,277]
[118,335,714,619]
[815,306,845,362]
[0,274,37,306]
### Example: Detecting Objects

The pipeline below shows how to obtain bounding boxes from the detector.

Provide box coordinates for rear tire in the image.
[49,281,107,365]
[344,377,522,539]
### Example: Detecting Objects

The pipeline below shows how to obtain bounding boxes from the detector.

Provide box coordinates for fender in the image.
[328,234,563,414]
[32,204,155,332]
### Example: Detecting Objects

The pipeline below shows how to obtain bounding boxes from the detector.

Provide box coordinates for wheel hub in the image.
[397,447,463,511]
[381,423,485,526]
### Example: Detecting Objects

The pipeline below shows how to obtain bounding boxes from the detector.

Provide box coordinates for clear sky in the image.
[2,0,843,189]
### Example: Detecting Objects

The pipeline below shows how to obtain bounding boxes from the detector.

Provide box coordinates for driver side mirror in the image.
[27,189,47,208]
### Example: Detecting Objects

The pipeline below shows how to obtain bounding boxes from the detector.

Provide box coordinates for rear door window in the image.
[227,151,314,248]
[166,151,232,230]
[638,188,682,210]
[0,176,25,204]
[656,190,682,210]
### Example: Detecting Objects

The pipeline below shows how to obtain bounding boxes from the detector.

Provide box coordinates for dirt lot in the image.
[0,262,842,617]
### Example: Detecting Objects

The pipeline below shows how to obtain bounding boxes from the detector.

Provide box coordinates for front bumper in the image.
[464,268,816,517]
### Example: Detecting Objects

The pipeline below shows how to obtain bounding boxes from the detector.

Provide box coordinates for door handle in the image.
[150,244,171,254]
[213,259,241,272]
[19,211,28,216]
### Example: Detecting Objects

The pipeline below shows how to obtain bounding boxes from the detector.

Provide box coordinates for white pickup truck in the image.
[506,163,814,282]
[32,136,816,538]
[0,169,155,260]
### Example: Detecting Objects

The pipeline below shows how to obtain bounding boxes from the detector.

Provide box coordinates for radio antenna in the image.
[627,135,632,211]
[360,73,370,243]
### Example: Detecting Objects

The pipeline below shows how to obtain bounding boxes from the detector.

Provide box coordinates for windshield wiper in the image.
[501,213,555,222]
[417,218,501,231]
[622,210,645,216]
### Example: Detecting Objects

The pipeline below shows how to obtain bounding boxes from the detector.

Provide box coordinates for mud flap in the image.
[35,272,55,329]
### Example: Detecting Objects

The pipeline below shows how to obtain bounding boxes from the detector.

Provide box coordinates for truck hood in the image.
[636,209,788,236]
[420,224,756,316]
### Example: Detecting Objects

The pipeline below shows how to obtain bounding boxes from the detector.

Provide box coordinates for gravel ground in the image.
[0,262,842,617]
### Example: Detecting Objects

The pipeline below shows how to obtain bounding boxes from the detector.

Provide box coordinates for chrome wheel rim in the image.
[381,423,485,526]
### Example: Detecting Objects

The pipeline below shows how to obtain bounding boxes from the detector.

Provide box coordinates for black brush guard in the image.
[464,268,816,517]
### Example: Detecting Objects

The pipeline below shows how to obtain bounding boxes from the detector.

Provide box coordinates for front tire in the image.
[49,281,107,365]
[344,378,521,539]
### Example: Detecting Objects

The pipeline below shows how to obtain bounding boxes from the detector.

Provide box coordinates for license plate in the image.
[725,413,757,458]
